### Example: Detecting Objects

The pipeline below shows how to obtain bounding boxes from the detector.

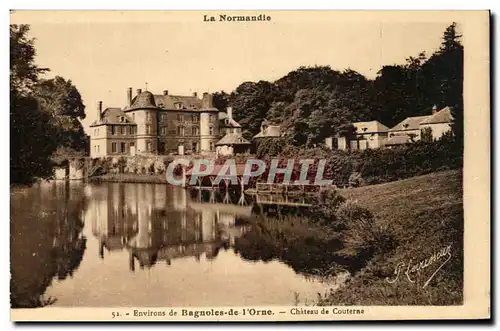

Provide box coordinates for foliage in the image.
[319,170,463,305]
[10,25,48,94]
[35,76,87,153]
[229,81,277,139]
[217,23,463,150]
[11,91,59,184]
[10,25,88,185]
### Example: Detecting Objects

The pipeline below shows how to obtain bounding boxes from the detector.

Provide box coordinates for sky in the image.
[13,11,454,133]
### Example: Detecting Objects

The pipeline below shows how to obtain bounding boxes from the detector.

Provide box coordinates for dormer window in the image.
[175,102,183,110]
[119,116,125,123]
[158,103,164,108]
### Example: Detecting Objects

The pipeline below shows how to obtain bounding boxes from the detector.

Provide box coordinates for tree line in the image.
[213,23,463,149]
[11,25,87,185]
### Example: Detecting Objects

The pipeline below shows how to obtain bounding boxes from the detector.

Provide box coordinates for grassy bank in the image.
[319,169,463,305]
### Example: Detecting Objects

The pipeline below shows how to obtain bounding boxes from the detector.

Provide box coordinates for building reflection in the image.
[86,183,250,271]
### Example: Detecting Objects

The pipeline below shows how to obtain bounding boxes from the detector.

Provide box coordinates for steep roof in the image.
[153,95,202,110]
[130,91,157,109]
[420,106,453,125]
[390,115,431,132]
[90,107,136,127]
[215,133,251,146]
[386,135,413,146]
[219,112,242,127]
[353,120,390,134]
[253,125,281,139]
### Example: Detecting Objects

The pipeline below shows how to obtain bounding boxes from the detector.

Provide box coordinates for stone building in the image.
[332,120,390,151]
[386,106,452,147]
[89,88,242,158]
[331,106,453,150]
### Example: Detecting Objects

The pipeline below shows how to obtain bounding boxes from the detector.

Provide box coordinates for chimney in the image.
[226,107,233,120]
[163,90,169,96]
[193,92,198,97]
[432,105,438,114]
[127,87,132,106]
[97,101,103,119]
[201,92,213,109]
[136,88,142,95]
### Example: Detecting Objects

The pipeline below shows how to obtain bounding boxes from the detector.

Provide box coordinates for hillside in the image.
[320,170,463,305]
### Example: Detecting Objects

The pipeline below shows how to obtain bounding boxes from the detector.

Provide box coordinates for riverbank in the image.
[91,173,167,184]
[318,169,463,305]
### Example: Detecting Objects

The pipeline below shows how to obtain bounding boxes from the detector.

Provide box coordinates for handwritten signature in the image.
[385,244,452,288]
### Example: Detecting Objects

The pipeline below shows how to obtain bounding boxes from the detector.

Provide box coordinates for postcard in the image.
[9,10,490,321]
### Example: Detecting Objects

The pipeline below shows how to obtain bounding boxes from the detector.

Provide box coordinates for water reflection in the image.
[10,182,87,308]
[89,184,250,271]
[11,182,342,308]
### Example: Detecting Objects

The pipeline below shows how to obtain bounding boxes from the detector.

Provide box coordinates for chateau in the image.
[89,88,247,158]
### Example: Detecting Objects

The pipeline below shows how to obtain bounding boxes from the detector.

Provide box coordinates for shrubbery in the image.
[258,134,462,187]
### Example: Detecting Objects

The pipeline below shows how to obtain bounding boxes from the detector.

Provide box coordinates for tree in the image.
[10,25,58,185]
[212,90,230,113]
[10,92,59,184]
[10,25,48,94]
[35,76,87,153]
[421,22,463,147]
[229,81,276,139]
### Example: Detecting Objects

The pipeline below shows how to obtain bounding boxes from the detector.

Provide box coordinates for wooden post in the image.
[238,177,246,205]
[223,179,230,204]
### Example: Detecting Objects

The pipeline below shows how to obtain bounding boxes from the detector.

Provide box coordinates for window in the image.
[177,114,184,122]
[132,113,135,120]
[192,116,199,123]
[119,126,124,135]
[209,126,213,135]
[120,116,125,123]
[175,102,182,110]
[146,112,151,121]
[120,142,126,153]
[97,145,100,153]
[146,141,152,152]
[209,114,215,123]
[130,142,135,148]
[177,126,185,136]
[162,127,168,135]
[111,125,116,135]
[112,142,117,153]
[192,127,199,136]
[209,141,215,151]
[94,145,97,153]
[146,125,151,134]
[128,126,134,135]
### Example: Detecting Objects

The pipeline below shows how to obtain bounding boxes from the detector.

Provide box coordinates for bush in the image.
[255,135,462,186]
[348,172,364,187]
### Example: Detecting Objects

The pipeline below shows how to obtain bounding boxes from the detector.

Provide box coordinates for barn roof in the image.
[420,106,453,125]
[390,116,431,132]
[353,120,390,133]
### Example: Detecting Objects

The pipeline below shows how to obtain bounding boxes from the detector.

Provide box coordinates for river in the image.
[10,181,344,308]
